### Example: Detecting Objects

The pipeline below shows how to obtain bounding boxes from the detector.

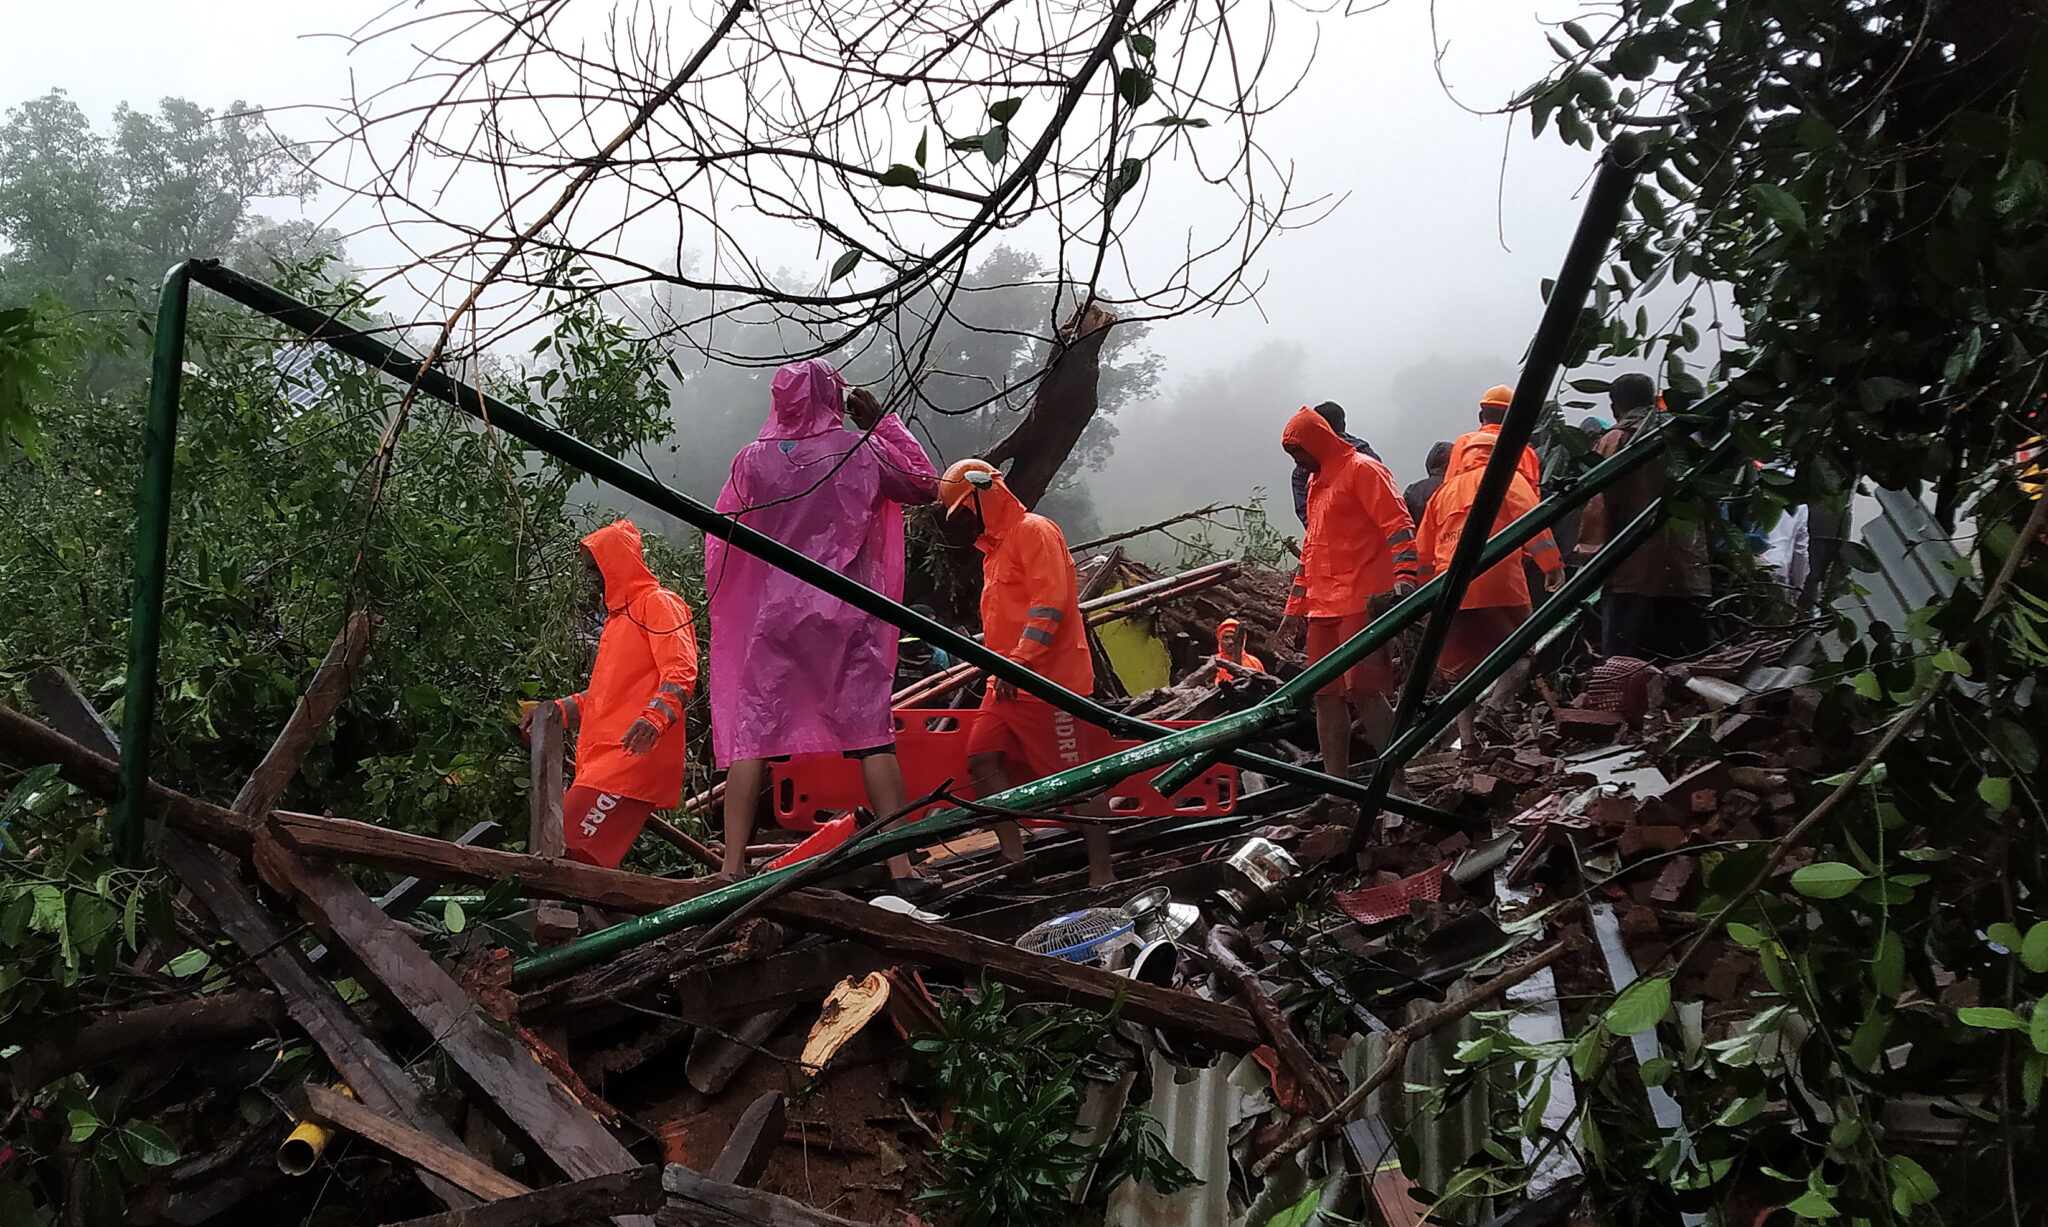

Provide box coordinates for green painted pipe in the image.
[1352,136,1650,852]
[115,262,194,866]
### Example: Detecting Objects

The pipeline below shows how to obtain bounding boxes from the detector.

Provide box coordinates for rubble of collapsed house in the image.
[0,532,1846,1227]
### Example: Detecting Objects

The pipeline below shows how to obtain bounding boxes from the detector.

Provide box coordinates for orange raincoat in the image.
[1283,407,1419,618]
[1417,428,1563,609]
[1449,421,1542,494]
[972,479,1093,694]
[556,520,699,807]
[1213,618,1265,683]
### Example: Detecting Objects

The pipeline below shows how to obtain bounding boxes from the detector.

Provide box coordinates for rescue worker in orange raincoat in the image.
[1277,406,1419,805]
[1472,385,1544,493]
[938,459,1116,884]
[522,519,699,868]
[1212,617,1265,683]
[1417,425,1564,759]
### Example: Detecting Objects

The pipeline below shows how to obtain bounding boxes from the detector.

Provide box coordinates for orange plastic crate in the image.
[768,709,1238,832]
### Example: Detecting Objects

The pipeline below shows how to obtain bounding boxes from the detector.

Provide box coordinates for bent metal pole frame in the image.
[113,257,1504,860]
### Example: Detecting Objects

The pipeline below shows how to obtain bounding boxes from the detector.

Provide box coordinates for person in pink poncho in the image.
[707,359,939,878]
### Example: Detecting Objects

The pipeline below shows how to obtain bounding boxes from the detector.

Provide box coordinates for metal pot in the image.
[1213,836,1301,920]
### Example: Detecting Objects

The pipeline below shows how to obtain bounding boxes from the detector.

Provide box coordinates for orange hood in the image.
[1282,406,1357,470]
[969,474,1030,546]
[583,519,660,613]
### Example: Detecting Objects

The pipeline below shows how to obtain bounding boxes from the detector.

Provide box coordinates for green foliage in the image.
[1504,5,2048,1221]
[910,982,1199,1225]
[1172,489,1292,571]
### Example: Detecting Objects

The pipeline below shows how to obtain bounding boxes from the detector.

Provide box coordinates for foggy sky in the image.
[2,0,1608,535]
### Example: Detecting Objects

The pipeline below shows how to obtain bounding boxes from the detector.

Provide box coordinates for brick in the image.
[1589,794,1638,831]
[1701,954,1746,1002]
[1690,788,1719,815]
[1619,825,1687,859]
[1720,789,1763,826]
[1556,707,1627,742]
[1650,857,1696,904]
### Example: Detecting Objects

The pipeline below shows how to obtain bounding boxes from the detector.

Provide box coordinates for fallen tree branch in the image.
[232,611,379,818]
[1068,503,1256,554]
[1252,939,1568,1177]
[8,990,286,1093]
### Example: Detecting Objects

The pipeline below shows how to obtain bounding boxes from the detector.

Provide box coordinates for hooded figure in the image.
[1419,428,1563,757]
[706,359,937,765]
[1419,427,1563,614]
[537,518,699,867]
[938,459,1114,883]
[1282,407,1418,620]
[1279,407,1419,800]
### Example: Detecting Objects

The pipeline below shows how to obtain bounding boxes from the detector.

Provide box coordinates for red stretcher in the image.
[766,708,1239,835]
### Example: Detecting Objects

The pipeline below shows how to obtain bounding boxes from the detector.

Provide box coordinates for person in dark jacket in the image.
[1290,402,1383,526]
[1577,373,1713,661]
[1404,441,1454,525]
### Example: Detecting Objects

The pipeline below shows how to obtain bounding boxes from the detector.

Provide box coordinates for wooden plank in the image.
[707,1093,785,1188]
[269,810,713,913]
[763,889,1262,1049]
[308,821,506,970]
[157,829,476,1210]
[0,704,247,851]
[26,667,118,757]
[233,611,378,818]
[252,833,652,1218]
[659,1165,873,1227]
[293,1085,531,1201]
[529,699,567,860]
[380,1166,663,1227]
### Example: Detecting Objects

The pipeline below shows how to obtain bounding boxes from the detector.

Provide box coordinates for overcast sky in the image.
[1,0,1607,527]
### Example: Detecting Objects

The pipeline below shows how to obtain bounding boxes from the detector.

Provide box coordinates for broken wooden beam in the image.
[707,1093,786,1188]
[292,1084,530,1201]
[232,612,379,818]
[659,1165,875,1227]
[528,699,567,860]
[268,810,713,913]
[26,666,119,757]
[762,889,1262,1049]
[252,833,652,1216]
[0,704,247,850]
[380,1166,664,1227]
[8,989,286,1092]
[158,829,478,1210]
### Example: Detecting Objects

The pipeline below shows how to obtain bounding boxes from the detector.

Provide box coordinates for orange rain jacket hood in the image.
[1214,618,1264,683]
[1418,428,1562,610]
[1283,407,1419,618]
[1450,421,1542,494]
[558,519,700,807]
[970,478,1094,695]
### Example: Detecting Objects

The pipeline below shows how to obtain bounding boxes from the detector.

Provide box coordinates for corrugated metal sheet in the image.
[1105,1051,1270,1227]
[1831,487,1962,651]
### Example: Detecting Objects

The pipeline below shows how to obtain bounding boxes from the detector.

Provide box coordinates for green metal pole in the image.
[115,262,194,865]
[1349,136,1649,852]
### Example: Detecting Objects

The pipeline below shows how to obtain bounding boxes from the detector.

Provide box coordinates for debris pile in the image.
[0,586,1838,1226]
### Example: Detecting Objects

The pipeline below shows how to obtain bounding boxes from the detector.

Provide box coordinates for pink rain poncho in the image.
[706,359,939,766]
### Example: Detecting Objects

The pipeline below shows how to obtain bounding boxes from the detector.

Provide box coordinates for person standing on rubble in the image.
[1212,617,1266,683]
[1404,440,1454,525]
[1289,401,1384,526]
[937,459,1117,885]
[1577,372,1714,661]
[1417,424,1564,759]
[706,359,939,880]
[1277,407,1419,809]
[523,518,699,868]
